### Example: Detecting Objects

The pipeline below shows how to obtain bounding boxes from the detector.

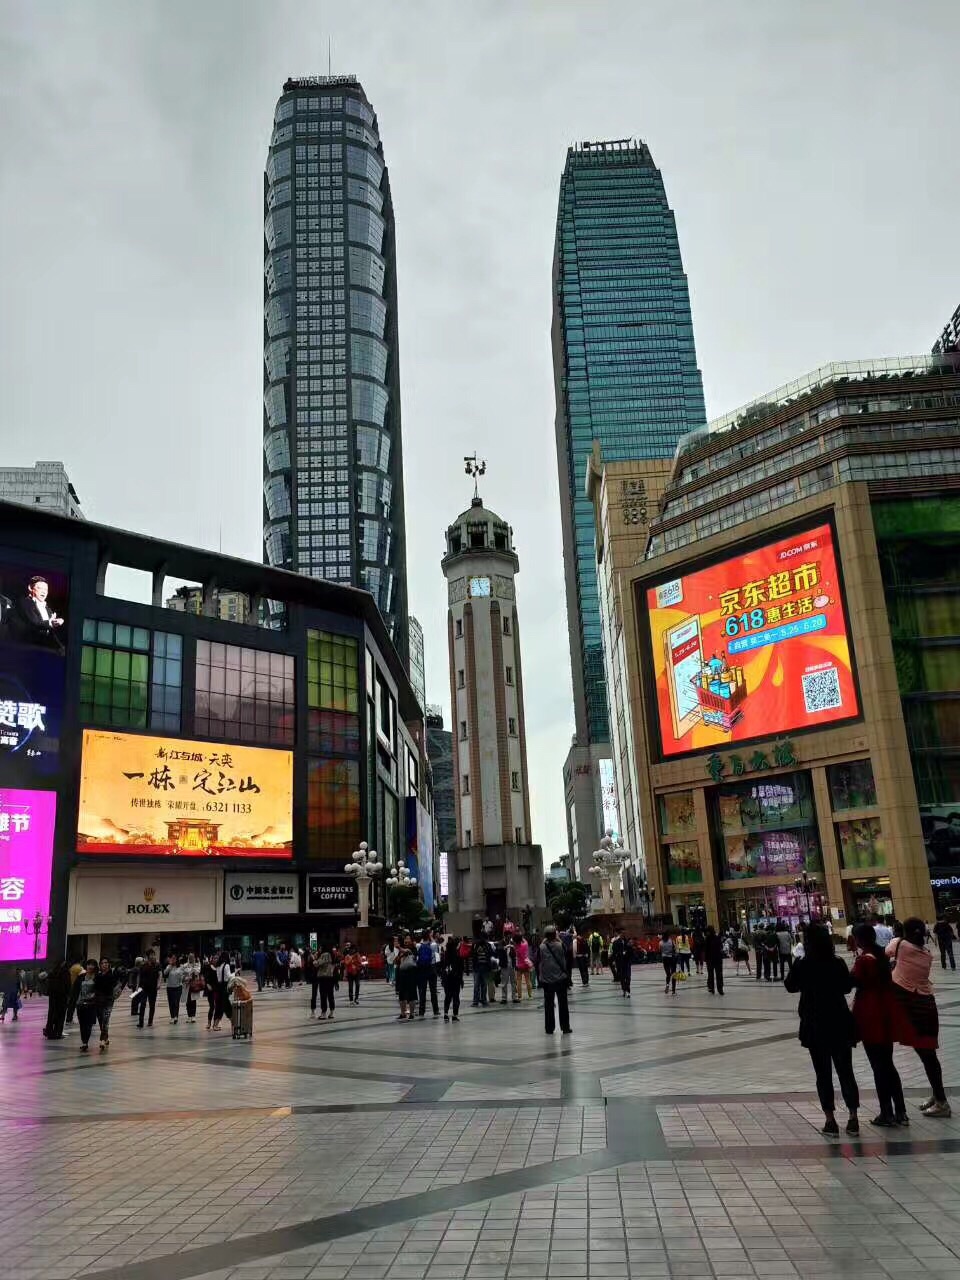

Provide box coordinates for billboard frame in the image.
[634,509,864,765]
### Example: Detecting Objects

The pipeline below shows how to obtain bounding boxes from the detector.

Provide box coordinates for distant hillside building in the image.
[0,461,83,519]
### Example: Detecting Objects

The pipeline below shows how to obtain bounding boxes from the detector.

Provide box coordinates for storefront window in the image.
[828,759,877,811]
[665,840,702,885]
[658,791,696,837]
[194,641,294,745]
[308,630,359,712]
[710,771,822,880]
[836,816,885,869]
[307,757,361,859]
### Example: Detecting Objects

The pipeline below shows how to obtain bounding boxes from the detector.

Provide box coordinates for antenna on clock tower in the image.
[463,452,487,502]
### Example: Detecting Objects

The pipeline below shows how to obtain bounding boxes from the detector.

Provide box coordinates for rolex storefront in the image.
[623,488,936,930]
[66,864,224,962]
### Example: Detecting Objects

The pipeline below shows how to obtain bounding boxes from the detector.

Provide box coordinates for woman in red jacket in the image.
[851,923,910,1127]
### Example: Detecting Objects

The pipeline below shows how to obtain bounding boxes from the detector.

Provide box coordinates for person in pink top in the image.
[887,917,951,1117]
[514,936,534,1000]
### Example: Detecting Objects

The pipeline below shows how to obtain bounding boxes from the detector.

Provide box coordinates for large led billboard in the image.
[0,788,56,962]
[77,730,293,858]
[0,560,69,654]
[0,556,68,783]
[646,522,858,758]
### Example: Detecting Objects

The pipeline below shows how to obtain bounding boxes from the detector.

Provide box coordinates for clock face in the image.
[469,576,491,598]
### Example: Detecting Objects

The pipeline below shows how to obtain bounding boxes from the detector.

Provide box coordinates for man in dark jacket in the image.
[137,950,160,1029]
[471,936,492,1007]
[933,918,957,971]
[539,925,572,1035]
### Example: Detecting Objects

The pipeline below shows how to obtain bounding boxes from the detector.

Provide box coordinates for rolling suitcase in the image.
[231,1000,253,1040]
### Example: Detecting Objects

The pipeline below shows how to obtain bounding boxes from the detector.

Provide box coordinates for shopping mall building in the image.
[590,353,960,930]
[0,501,431,970]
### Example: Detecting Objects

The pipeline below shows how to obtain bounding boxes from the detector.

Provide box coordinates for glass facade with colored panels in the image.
[554,140,706,743]
[262,76,409,664]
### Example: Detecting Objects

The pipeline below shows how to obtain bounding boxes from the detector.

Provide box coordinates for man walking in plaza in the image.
[776,920,794,979]
[136,950,160,1029]
[933,917,957,970]
[539,925,572,1035]
[471,935,492,1007]
[589,929,604,976]
[872,914,894,948]
[252,943,267,992]
[416,931,440,1017]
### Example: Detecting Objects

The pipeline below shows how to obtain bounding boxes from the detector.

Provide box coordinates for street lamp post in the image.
[30,911,51,966]
[793,871,819,923]
[345,842,381,929]
[588,831,630,915]
[386,863,417,892]
[637,882,656,925]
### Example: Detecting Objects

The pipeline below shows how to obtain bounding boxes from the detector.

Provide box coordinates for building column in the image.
[693,787,721,928]
[811,766,845,920]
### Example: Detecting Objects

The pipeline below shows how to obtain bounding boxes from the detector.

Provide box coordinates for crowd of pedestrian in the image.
[786,916,953,1132]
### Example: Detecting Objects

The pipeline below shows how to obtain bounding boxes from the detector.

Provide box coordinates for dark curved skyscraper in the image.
[263,76,408,662]
[553,139,706,864]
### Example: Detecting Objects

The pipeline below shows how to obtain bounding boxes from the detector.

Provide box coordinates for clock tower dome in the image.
[441,492,545,930]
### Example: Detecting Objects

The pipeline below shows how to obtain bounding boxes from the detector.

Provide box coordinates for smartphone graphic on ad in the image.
[664,618,703,741]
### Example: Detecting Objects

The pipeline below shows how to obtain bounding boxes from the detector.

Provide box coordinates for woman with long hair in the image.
[850,923,910,1126]
[887,917,951,1117]
[439,936,464,1022]
[784,924,860,1135]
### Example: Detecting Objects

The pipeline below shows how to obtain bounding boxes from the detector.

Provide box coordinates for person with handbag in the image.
[315,945,336,1021]
[785,924,860,1136]
[182,953,202,1024]
[201,957,218,1030]
[887,918,951,1117]
[93,958,120,1050]
[514,935,534,1000]
[538,925,572,1036]
[850,923,910,1127]
[212,951,233,1030]
[73,961,99,1053]
[163,955,186,1025]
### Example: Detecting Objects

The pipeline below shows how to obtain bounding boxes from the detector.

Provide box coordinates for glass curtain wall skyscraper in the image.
[552,139,706,865]
[263,76,408,663]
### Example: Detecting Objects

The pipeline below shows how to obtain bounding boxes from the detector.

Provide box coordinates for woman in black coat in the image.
[784,924,860,1135]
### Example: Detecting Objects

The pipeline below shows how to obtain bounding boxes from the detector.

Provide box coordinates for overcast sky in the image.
[1,0,956,864]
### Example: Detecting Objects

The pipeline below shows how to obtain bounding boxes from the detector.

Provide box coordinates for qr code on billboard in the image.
[802,667,843,714]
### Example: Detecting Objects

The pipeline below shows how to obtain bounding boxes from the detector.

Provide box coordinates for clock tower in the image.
[441,492,545,931]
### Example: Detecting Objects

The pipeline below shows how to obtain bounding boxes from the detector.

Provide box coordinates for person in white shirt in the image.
[289,948,303,983]
[872,915,894,948]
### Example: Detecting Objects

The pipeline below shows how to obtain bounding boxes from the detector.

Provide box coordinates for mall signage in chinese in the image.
[76,730,293,858]
[0,788,56,963]
[224,872,298,916]
[705,739,798,784]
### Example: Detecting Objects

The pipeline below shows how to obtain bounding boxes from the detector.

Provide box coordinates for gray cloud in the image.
[1,0,956,864]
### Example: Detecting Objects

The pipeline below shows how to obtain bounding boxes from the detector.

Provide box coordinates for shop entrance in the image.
[844,877,893,923]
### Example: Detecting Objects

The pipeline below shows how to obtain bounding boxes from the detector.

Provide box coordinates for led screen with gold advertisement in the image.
[77,730,293,858]
[646,522,859,758]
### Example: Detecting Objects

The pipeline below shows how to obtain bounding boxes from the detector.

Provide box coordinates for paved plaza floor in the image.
[2,960,960,1280]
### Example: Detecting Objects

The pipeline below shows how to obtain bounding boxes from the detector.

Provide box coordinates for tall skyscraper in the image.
[263,76,409,662]
[552,139,706,868]
[408,614,426,712]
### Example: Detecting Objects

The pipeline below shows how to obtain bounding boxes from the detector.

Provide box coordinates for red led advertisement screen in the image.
[646,522,859,757]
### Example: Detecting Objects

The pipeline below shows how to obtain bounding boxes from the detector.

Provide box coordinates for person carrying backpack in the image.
[588,930,604,976]
[416,931,440,1018]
